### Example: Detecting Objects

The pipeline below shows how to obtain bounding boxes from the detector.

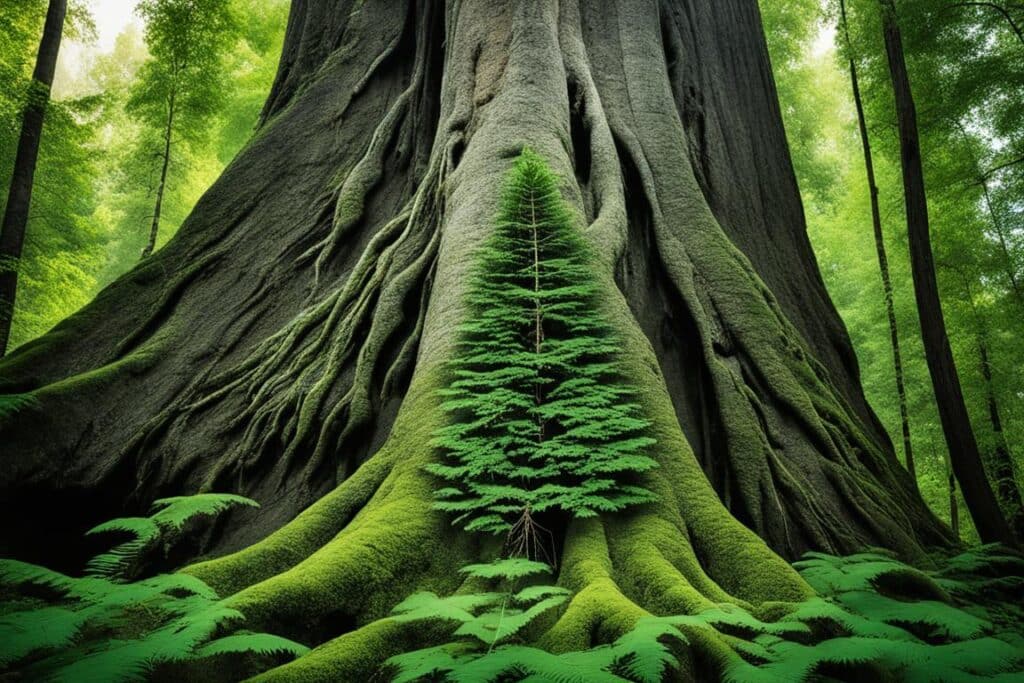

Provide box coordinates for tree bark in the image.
[840,0,915,483]
[0,0,67,357]
[977,334,1024,538]
[0,2,954,672]
[141,88,177,260]
[980,176,1023,304]
[946,447,960,539]
[878,0,1014,545]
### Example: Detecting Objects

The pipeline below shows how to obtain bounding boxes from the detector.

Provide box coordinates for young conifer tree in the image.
[429,149,657,552]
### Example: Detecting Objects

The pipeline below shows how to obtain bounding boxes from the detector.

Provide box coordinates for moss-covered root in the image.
[538,518,649,653]
[248,619,452,683]
[185,440,401,595]
[203,463,471,633]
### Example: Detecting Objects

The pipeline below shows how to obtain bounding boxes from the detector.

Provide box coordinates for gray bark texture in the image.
[0,0,951,574]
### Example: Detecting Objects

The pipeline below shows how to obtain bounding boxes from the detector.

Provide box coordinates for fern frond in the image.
[0,393,38,420]
[149,493,259,532]
[195,633,309,658]
[460,558,553,581]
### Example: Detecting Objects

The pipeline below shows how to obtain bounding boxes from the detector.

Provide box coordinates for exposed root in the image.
[301,0,437,291]
[186,439,402,595]
[503,507,556,565]
[250,619,453,683]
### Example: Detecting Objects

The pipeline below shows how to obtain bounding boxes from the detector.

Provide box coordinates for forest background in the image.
[2,0,1021,542]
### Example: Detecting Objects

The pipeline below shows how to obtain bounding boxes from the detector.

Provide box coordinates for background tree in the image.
[0,0,68,356]
[0,0,105,353]
[760,0,1024,542]
[0,0,287,355]
[838,0,915,481]
[129,0,237,259]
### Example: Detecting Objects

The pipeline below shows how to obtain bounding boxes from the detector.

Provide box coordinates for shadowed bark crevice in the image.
[612,137,743,532]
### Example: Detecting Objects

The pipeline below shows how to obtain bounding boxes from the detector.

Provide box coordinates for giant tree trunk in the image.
[0,0,67,357]
[1,0,952,674]
[878,0,1015,545]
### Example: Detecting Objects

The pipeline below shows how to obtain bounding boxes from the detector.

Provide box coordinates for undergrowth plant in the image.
[430,148,657,555]
[386,558,571,682]
[86,492,259,580]
[0,493,307,681]
[0,392,37,419]
[384,545,1024,682]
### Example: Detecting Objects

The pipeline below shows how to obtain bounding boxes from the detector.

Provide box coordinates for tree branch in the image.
[946,2,1024,46]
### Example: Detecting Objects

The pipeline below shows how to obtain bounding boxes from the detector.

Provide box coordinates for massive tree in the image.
[0,0,953,675]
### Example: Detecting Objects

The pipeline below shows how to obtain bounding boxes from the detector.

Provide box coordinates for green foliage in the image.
[86,492,259,580]
[386,620,685,683]
[129,0,238,136]
[385,548,1024,682]
[430,149,657,535]
[0,494,306,680]
[387,559,584,681]
[761,0,1024,539]
[0,392,37,419]
[0,1,106,350]
[1,0,287,352]
[459,558,554,581]
[195,632,310,659]
[390,560,570,650]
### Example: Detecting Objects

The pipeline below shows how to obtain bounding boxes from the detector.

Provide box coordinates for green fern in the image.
[430,148,657,536]
[148,493,260,530]
[0,393,37,420]
[387,615,686,683]
[460,558,554,581]
[195,632,311,659]
[384,547,1024,682]
[0,495,305,680]
[390,559,569,651]
[85,493,259,580]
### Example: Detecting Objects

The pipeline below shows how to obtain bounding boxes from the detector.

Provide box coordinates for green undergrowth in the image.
[0,494,307,681]
[0,392,37,419]
[379,545,1024,682]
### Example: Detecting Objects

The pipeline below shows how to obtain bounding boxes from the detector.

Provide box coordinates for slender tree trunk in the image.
[979,177,1023,304]
[0,0,67,357]
[840,0,915,483]
[947,452,960,539]
[976,335,1024,538]
[878,0,1014,545]
[141,88,176,260]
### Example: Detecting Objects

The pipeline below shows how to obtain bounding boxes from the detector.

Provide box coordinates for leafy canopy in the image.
[429,149,657,534]
[129,0,238,137]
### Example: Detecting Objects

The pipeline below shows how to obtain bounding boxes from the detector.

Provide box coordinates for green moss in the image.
[249,619,451,683]
[596,273,813,606]
[189,369,475,634]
